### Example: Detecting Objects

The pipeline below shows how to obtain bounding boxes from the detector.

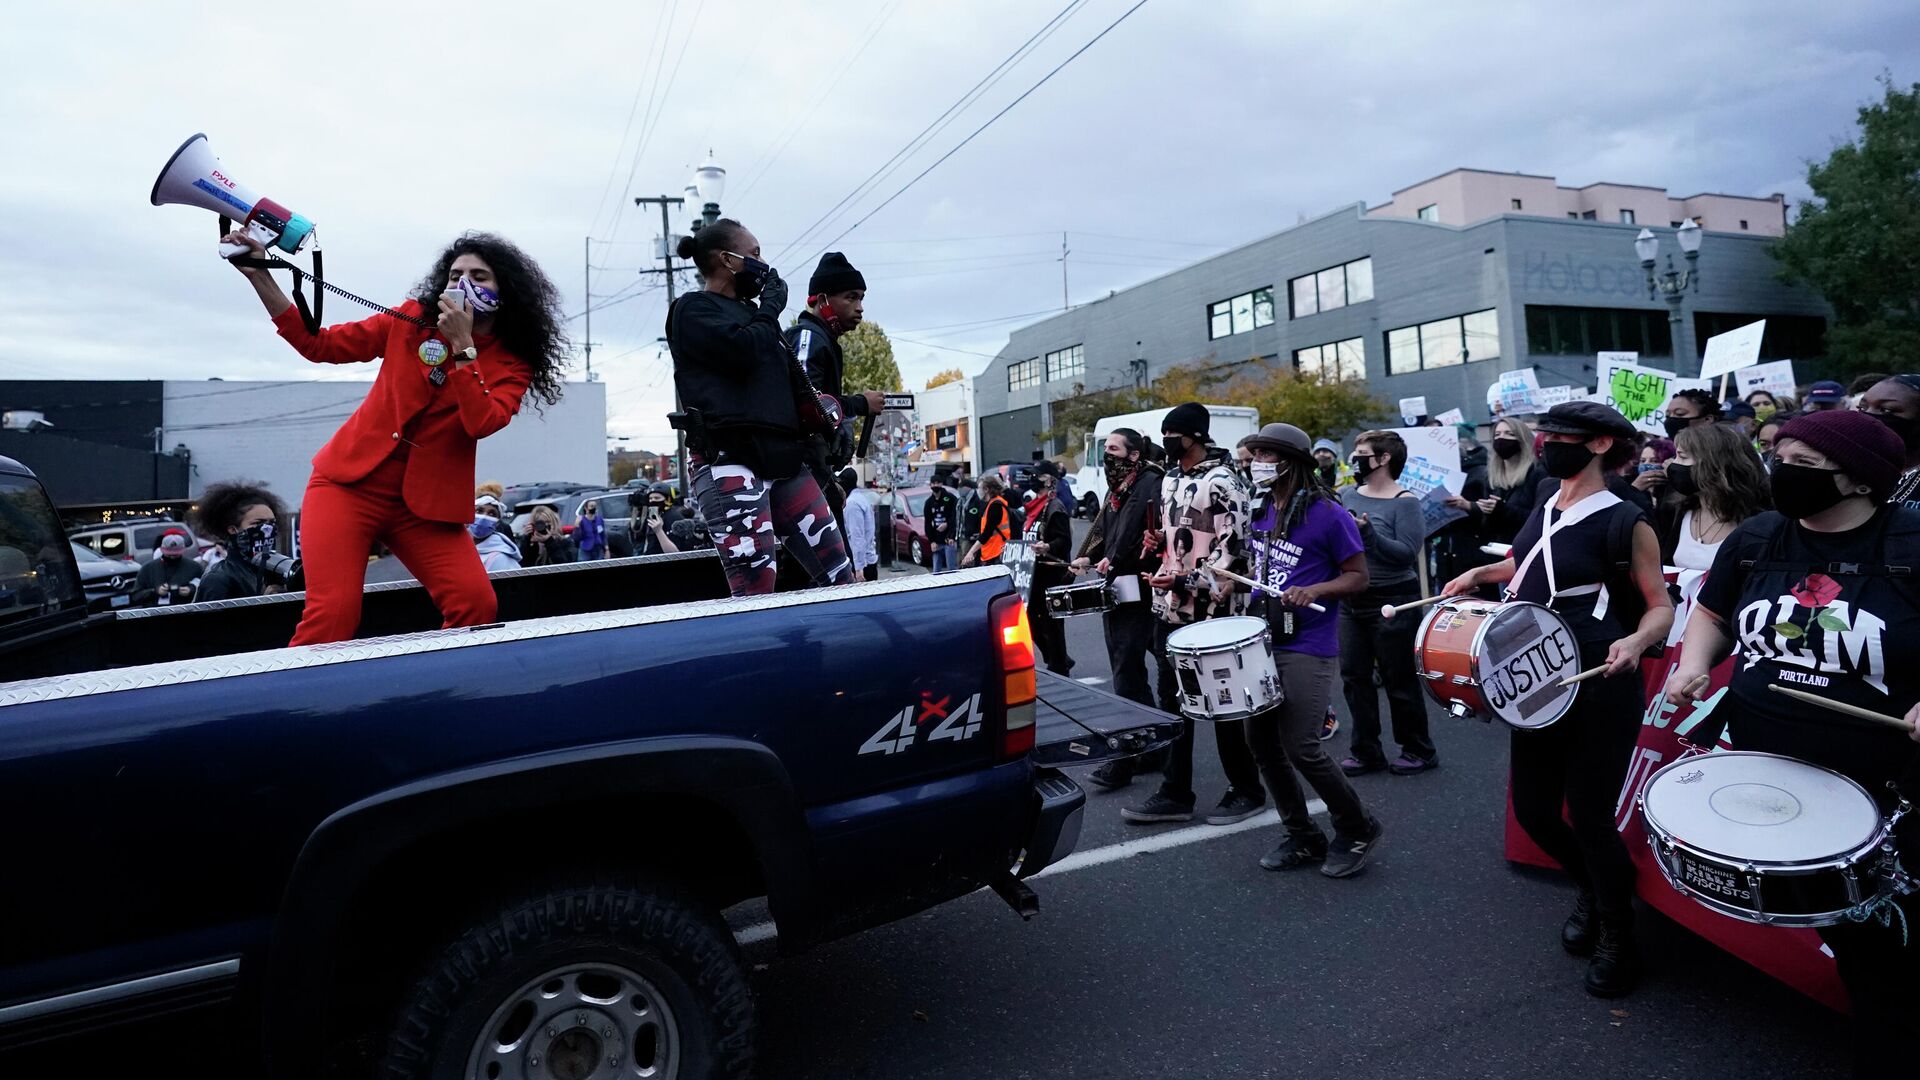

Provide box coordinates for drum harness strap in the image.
[1508,489,1622,620]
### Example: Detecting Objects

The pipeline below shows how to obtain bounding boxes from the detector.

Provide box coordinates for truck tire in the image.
[1077,493,1096,519]
[382,880,754,1080]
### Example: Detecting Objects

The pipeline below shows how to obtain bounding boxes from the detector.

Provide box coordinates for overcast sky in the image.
[3,1,1915,452]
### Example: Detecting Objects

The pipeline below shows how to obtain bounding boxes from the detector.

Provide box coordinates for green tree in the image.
[925,367,966,389]
[840,321,903,394]
[1145,357,1389,441]
[1771,77,1920,378]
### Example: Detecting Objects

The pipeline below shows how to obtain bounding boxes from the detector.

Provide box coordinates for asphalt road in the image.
[741,518,1851,1080]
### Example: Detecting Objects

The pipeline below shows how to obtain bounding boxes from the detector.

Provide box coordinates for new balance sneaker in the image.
[1121,792,1196,824]
[1321,818,1385,878]
[1339,755,1386,777]
[1259,831,1329,871]
[1387,753,1438,776]
[1318,709,1340,742]
[1205,789,1265,826]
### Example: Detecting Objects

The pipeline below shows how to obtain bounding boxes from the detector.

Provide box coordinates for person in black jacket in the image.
[923,475,961,572]
[667,219,859,596]
[1074,428,1168,788]
[786,253,884,503]
[1021,462,1076,676]
[134,529,203,606]
[191,480,296,601]
[1475,416,1547,549]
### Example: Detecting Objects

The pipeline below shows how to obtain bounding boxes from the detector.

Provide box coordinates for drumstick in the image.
[1380,594,1449,619]
[1209,566,1326,613]
[1559,663,1614,687]
[1766,684,1916,732]
[1681,674,1710,697]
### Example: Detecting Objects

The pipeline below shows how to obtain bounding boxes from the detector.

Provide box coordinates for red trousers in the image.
[288,454,497,646]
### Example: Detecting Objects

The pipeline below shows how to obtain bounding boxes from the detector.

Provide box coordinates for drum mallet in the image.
[1210,566,1326,613]
[1767,684,1917,732]
[1380,594,1449,620]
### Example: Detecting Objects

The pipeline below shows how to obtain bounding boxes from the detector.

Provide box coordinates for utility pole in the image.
[634,195,687,485]
[582,236,596,383]
[1059,231,1070,311]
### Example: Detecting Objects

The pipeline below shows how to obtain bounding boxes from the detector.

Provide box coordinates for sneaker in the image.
[1318,709,1340,742]
[1339,756,1386,777]
[1322,818,1385,878]
[1084,761,1133,791]
[1259,831,1328,870]
[1387,753,1438,776]
[1205,789,1265,826]
[1121,792,1196,824]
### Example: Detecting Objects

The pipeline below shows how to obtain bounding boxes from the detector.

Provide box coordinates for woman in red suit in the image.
[226,230,568,645]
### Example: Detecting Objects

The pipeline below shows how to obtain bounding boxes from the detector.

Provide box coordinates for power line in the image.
[769,0,1088,265]
[890,334,1005,360]
[800,0,1156,264]
[588,0,676,237]
[893,308,1061,333]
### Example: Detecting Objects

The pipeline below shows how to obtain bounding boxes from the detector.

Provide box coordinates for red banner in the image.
[1501,569,1847,1011]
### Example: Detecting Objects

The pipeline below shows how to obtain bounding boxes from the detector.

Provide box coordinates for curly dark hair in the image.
[191,480,287,536]
[412,232,569,408]
[1671,388,1722,417]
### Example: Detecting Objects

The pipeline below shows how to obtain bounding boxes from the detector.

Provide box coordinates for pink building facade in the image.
[1368,168,1787,236]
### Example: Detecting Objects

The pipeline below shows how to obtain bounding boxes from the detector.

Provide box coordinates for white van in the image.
[1070,404,1260,517]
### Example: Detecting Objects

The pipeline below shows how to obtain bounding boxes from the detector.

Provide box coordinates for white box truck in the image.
[1069,404,1260,517]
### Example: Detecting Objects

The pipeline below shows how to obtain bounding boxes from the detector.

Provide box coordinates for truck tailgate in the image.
[1030,672,1179,769]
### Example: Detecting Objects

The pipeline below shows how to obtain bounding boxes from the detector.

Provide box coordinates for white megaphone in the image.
[150,133,316,259]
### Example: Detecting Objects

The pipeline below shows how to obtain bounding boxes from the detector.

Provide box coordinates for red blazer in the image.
[272,301,532,524]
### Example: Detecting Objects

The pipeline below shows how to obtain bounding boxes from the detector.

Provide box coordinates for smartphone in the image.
[1636,462,1663,474]
[441,288,467,311]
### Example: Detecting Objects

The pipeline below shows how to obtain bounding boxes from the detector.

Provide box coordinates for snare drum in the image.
[1639,751,1897,927]
[1044,580,1110,619]
[1164,615,1281,722]
[1415,599,1582,729]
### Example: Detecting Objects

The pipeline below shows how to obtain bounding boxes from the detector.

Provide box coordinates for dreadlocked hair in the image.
[1273,457,1332,536]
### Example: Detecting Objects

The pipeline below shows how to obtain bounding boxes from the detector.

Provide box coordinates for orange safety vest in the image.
[979,495,1011,561]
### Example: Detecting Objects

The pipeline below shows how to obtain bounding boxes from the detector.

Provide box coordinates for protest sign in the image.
[1434,407,1465,426]
[1598,357,1707,435]
[1488,369,1541,416]
[1398,396,1428,425]
[1736,359,1796,401]
[1388,426,1464,497]
[1417,485,1469,537]
[1531,385,1577,410]
[1596,351,1639,367]
[1698,319,1767,381]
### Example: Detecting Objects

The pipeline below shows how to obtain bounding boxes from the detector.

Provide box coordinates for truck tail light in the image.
[992,593,1036,759]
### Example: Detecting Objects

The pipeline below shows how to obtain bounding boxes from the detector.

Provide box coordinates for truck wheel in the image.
[383,881,754,1080]
[1077,494,1096,519]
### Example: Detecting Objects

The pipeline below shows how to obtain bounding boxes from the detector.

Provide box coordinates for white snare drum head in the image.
[1642,752,1882,864]
[1472,602,1582,729]
[1166,615,1269,654]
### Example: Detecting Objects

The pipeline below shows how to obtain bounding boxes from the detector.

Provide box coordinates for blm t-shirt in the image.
[1245,496,1365,657]
[1699,508,1920,806]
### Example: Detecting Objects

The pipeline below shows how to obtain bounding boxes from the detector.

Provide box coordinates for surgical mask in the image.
[1492,437,1522,460]
[1664,462,1698,498]
[1770,462,1851,519]
[470,514,499,541]
[1540,441,1596,479]
[1868,410,1920,450]
[730,254,770,301]
[1250,461,1279,486]
[455,277,500,314]
[1754,404,1777,423]
[234,522,275,559]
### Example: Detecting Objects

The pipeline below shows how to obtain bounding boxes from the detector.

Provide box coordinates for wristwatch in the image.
[456,345,479,362]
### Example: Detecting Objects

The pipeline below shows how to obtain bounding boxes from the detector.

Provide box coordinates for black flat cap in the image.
[1535,400,1637,439]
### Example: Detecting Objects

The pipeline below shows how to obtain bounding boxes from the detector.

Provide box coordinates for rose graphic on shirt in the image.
[1774,572,1849,639]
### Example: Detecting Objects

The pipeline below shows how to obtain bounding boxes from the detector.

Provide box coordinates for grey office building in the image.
[972,168,1828,467]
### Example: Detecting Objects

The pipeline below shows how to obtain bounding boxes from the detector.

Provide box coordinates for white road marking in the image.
[1073,676,1108,686]
[730,799,1324,945]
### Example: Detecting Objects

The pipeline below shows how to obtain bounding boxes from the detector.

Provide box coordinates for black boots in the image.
[1561,891,1596,956]
[1583,915,1641,998]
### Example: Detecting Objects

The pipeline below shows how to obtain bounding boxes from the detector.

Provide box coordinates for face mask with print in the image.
[1350,454,1377,481]
[730,254,770,301]
[455,277,500,314]
[1249,461,1279,487]
[234,521,276,560]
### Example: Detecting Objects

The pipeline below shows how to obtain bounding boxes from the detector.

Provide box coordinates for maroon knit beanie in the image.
[1777,410,1906,497]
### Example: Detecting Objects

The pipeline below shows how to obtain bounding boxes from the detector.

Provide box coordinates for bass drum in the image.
[1415,599,1583,729]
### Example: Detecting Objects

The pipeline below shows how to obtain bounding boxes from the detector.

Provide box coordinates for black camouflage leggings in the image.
[690,455,854,597]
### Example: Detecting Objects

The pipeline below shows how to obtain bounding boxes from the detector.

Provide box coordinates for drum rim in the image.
[1641,829,1892,927]
[1637,751,1888,867]
[1165,615,1272,655]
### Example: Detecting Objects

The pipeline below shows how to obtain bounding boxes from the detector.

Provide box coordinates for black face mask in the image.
[1540,441,1596,479]
[233,521,275,560]
[1161,435,1191,461]
[1350,454,1377,481]
[1868,410,1920,450]
[1770,462,1852,519]
[1664,462,1698,498]
[731,255,770,301]
[1492,437,1522,460]
[1663,415,1695,438]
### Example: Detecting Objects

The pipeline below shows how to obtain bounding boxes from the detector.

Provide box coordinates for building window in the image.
[1739,219,1749,231]
[1044,344,1084,381]
[1206,287,1274,340]
[1580,210,1597,221]
[1288,257,1373,318]
[1008,358,1040,391]
[1417,204,1439,222]
[1294,337,1366,382]
[1568,212,1579,219]
[934,424,958,449]
[1384,310,1500,374]
[1670,220,1683,228]
[1511,198,1523,210]
[1523,305,1674,357]
[1620,209,1636,224]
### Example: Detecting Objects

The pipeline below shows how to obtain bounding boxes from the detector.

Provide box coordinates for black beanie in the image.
[1162,402,1211,443]
[809,252,866,297]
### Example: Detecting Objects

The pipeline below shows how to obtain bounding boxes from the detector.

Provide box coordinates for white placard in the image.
[1435,407,1465,426]
[1736,359,1797,401]
[1399,396,1429,425]
[1532,385,1577,409]
[1698,320,1767,381]
[1596,351,1640,367]
[1597,357,1708,435]
[1386,425,1464,495]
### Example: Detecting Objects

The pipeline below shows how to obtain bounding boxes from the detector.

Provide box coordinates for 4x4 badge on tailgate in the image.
[858,692,983,756]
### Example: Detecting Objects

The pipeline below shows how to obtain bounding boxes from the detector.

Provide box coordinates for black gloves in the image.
[756,270,789,319]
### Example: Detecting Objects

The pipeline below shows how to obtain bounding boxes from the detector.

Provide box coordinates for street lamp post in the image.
[635,153,727,489]
[1636,220,1704,371]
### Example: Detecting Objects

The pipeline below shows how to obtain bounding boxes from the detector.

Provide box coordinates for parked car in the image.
[509,493,595,540]
[68,517,206,565]
[68,541,139,611]
[0,452,1169,1077]
[880,485,932,566]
